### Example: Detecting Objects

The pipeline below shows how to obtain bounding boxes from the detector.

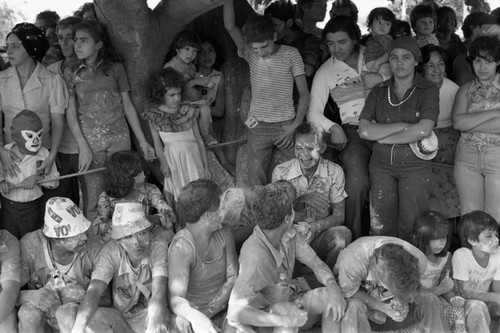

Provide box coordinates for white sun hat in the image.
[43,197,91,238]
[409,131,438,160]
[111,201,152,240]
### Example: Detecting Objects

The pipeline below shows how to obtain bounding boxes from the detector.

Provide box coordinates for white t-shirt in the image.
[452,247,500,292]
[437,77,459,129]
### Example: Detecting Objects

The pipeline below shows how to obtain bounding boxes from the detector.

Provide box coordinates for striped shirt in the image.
[241,44,305,123]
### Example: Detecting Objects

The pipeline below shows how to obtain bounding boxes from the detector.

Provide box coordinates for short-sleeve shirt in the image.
[241,44,305,123]
[64,61,130,140]
[421,252,450,289]
[20,229,102,289]
[0,63,68,149]
[272,157,347,221]
[228,226,316,310]
[0,230,21,284]
[437,77,459,129]
[452,247,500,292]
[335,236,427,299]
[359,74,439,126]
[91,227,168,314]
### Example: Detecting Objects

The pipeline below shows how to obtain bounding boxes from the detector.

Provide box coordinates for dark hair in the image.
[295,122,325,143]
[105,150,146,198]
[36,10,60,26]
[329,0,358,23]
[173,30,201,51]
[251,181,297,230]
[177,179,221,224]
[56,16,82,34]
[468,35,500,65]
[437,6,458,31]
[371,243,422,301]
[242,14,275,44]
[74,2,97,20]
[391,19,412,39]
[148,67,185,105]
[411,211,450,257]
[198,35,225,70]
[410,4,437,32]
[462,12,494,39]
[73,20,121,65]
[265,0,296,22]
[459,210,498,249]
[367,7,396,28]
[417,44,445,74]
[323,15,361,47]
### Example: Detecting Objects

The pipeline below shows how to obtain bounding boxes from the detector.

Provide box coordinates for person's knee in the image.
[465,300,490,324]
[324,226,352,250]
[18,303,44,327]
[55,302,79,331]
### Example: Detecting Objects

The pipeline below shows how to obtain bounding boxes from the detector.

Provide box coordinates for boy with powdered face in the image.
[0,110,59,238]
[272,122,351,269]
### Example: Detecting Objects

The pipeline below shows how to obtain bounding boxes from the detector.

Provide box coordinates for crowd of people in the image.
[0,0,500,332]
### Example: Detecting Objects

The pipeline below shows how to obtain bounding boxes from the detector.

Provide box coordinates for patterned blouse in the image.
[142,103,200,133]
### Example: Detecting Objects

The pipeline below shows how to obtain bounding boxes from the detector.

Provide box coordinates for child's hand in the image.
[0,181,10,195]
[78,143,93,172]
[139,141,155,160]
[19,175,43,189]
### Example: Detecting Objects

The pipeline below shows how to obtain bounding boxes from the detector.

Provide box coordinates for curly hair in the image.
[177,179,222,224]
[251,181,297,230]
[371,243,422,301]
[458,210,498,249]
[242,14,275,44]
[411,211,450,257]
[148,67,185,105]
[410,4,437,33]
[469,35,500,64]
[73,20,121,66]
[105,150,146,199]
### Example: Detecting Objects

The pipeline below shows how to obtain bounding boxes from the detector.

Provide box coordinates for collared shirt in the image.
[19,229,102,289]
[228,225,315,310]
[359,74,439,126]
[64,61,130,140]
[461,73,500,146]
[240,44,305,123]
[0,63,68,149]
[335,236,427,299]
[0,144,59,202]
[272,157,347,221]
[308,47,367,132]
[91,227,168,315]
[0,230,21,284]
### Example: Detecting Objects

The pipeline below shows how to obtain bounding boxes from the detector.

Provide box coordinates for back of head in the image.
[177,179,222,224]
[463,12,494,39]
[251,181,297,230]
[323,15,361,42]
[410,4,437,31]
[36,10,60,26]
[148,67,185,105]
[105,150,145,199]
[265,0,296,23]
[372,243,421,301]
[411,210,450,256]
[391,19,412,39]
[57,16,82,33]
[329,0,358,23]
[459,210,498,249]
[242,14,275,44]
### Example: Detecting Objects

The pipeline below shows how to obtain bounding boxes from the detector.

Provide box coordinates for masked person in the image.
[17,197,108,333]
[0,110,59,238]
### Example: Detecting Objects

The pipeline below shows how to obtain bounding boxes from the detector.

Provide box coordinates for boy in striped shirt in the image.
[223,0,310,186]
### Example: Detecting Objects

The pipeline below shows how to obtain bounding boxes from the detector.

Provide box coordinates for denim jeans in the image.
[339,125,373,240]
[369,143,431,241]
[454,140,500,222]
[246,119,295,186]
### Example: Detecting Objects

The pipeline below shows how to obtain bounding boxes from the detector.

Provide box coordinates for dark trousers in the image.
[0,197,42,239]
[369,143,431,241]
[339,125,373,240]
[41,153,80,209]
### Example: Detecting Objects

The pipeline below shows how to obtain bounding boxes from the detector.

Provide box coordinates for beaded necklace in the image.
[387,85,417,107]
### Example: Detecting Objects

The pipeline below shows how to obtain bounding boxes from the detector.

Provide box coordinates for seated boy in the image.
[223,0,310,186]
[335,236,450,332]
[227,181,345,332]
[168,179,238,332]
[272,122,351,268]
[453,210,500,332]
